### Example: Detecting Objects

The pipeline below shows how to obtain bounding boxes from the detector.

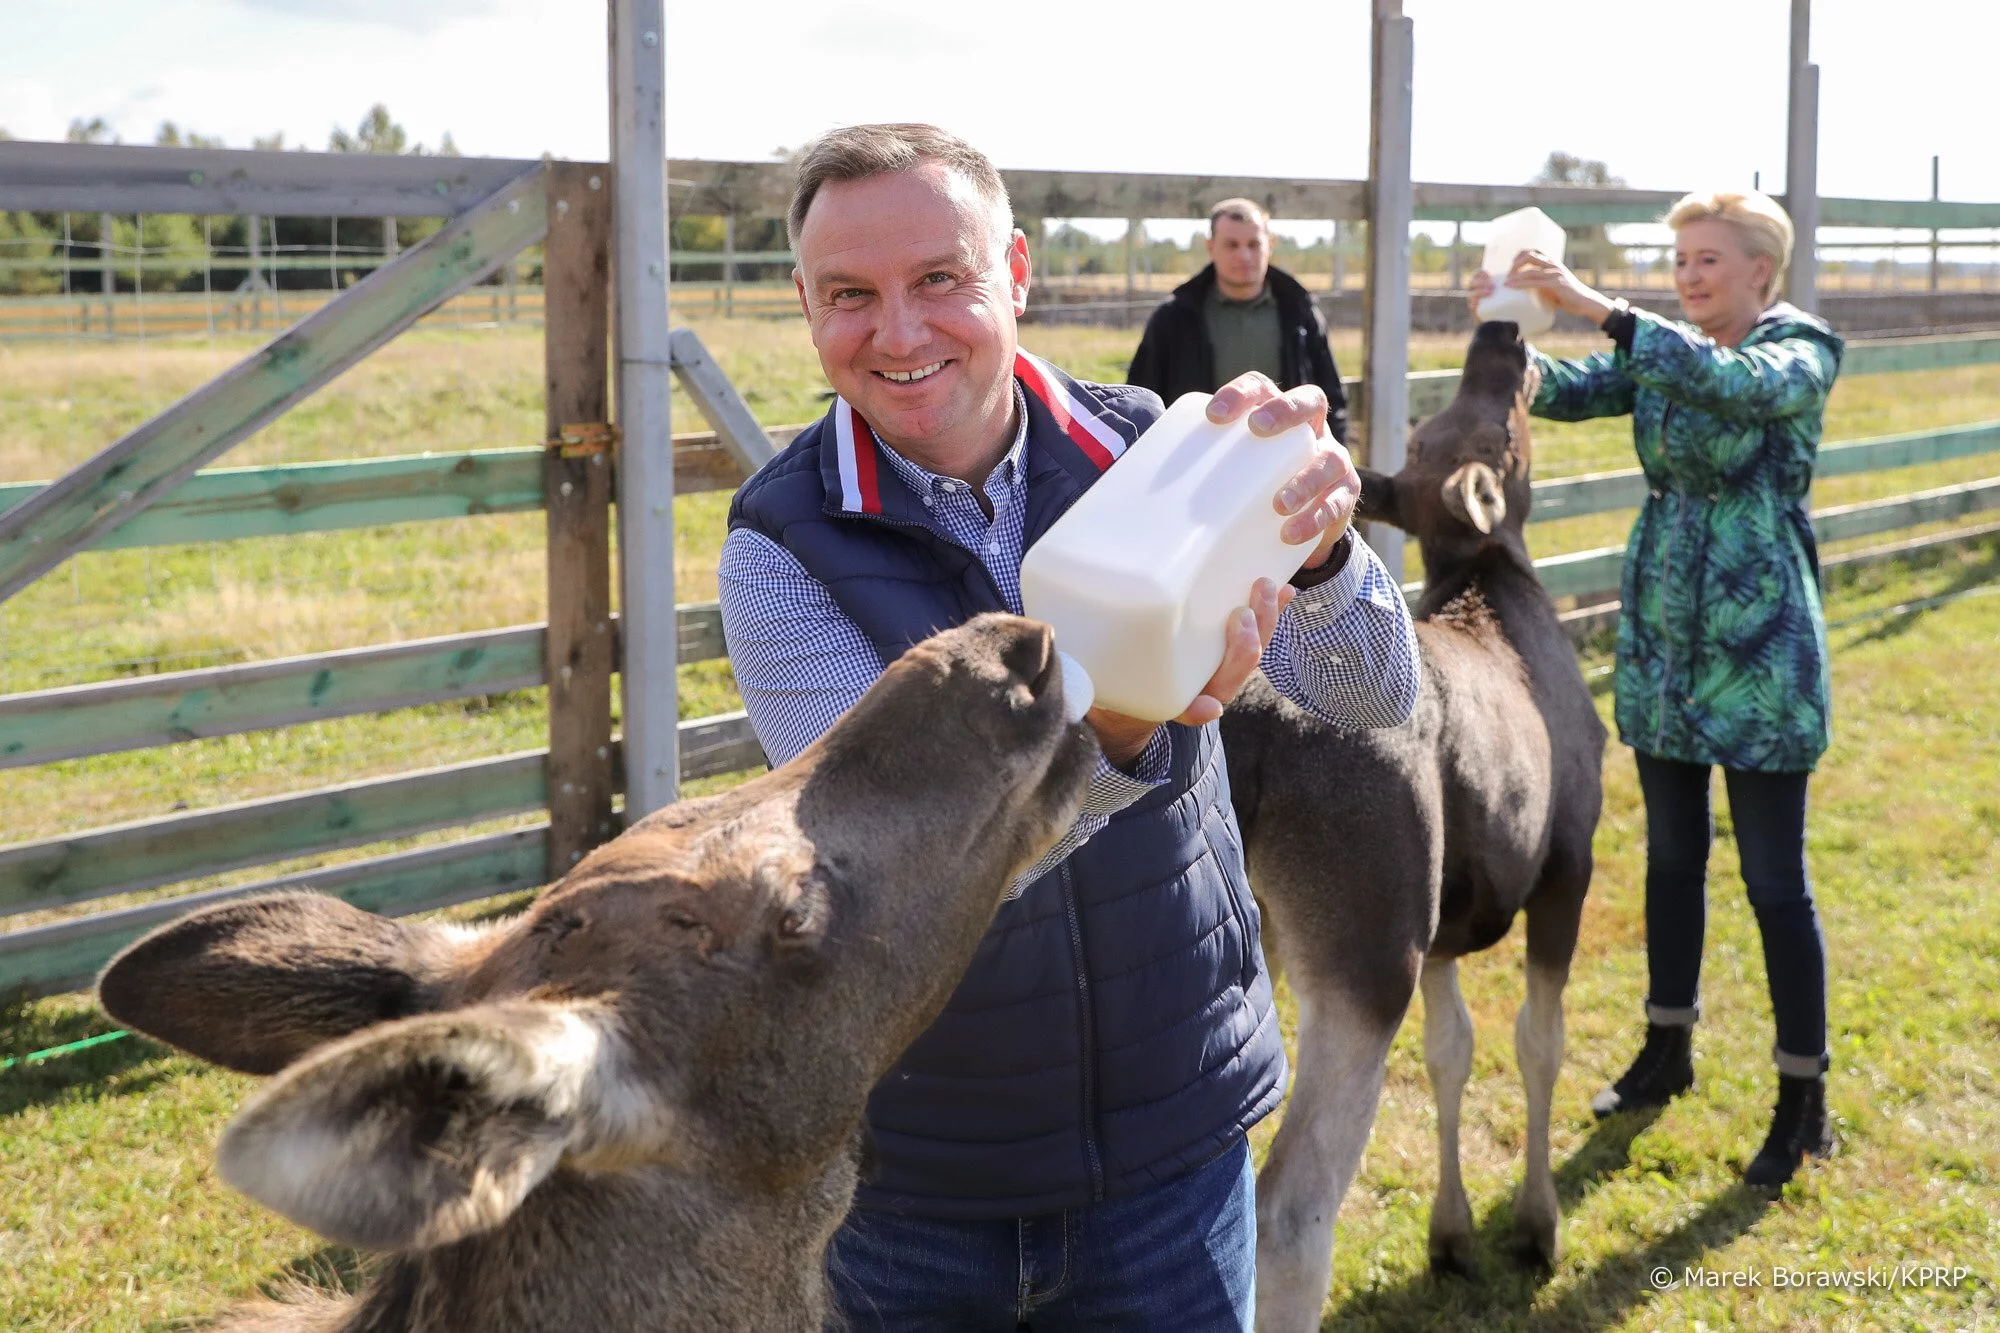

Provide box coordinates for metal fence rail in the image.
[1,244,1997,997]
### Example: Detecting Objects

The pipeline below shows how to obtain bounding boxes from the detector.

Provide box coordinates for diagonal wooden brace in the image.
[0,162,551,605]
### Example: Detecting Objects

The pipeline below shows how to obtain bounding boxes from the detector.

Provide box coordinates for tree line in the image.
[0,107,476,298]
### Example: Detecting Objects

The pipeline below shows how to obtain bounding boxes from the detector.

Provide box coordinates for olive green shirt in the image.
[1203,283,1283,388]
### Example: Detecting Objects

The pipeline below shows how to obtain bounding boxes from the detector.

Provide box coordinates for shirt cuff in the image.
[1081,728,1172,816]
[1285,530,1374,631]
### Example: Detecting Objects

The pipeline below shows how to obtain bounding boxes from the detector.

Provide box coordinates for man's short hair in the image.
[787,123,1014,251]
[1208,198,1271,235]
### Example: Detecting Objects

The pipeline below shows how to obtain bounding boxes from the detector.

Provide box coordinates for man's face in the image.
[1206,215,1271,295]
[793,163,1030,459]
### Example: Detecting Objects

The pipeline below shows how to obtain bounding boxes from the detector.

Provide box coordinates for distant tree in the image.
[66,116,116,144]
[1532,151,1625,279]
[155,122,226,149]
[252,131,288,151]
[329,104,409,155]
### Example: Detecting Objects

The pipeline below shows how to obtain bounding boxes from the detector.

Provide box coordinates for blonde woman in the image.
[1471,191,1843,1189]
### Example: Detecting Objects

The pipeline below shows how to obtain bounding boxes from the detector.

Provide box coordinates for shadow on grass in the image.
[0,989,170,1118]
[1326,1110,1771,1332]
[1836,543,2000,648]
[264,1243,370,1300]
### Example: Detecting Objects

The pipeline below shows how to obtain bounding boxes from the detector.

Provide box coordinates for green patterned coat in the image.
[1531,303,1845,772]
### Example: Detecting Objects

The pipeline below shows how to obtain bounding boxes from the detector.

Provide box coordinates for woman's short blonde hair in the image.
[1665,190,1795,301]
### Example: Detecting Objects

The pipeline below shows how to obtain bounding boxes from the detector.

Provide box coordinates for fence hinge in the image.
[550,422,620,458]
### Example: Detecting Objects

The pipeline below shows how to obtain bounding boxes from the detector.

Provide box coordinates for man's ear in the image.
[1007,228,1031,316]
[1355,467,1402,528]
[217,1001,667,1252]
[97,892,483,1075]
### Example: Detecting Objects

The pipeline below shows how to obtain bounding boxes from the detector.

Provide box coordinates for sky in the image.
[0,0,1985,250]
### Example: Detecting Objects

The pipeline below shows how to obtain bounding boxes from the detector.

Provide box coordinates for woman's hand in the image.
[1496,250,1618,326]
[1467,268,1498,320]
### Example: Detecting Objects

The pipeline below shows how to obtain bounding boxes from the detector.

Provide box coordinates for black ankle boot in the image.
[1590,1023,1694,1118]
[1744,1073,1834,1189]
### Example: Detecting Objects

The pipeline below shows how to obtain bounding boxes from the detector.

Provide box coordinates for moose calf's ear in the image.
[217,1001,653,1252]
[97,892,472,1075]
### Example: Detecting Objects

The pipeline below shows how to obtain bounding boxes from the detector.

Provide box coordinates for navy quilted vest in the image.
[727,367,1287,1218]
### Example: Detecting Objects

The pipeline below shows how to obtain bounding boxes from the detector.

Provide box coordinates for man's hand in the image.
[1085,576,1294,764]
[1084,374,1346,763]
[1208,372,1361,570]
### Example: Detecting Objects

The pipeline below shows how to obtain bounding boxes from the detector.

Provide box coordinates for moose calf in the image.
[1223,321,1607,1328]
[98,614,1099,1332]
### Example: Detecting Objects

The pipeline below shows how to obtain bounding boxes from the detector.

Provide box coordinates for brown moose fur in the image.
[97,614,1100,1332]
[1221,322,1607,1326]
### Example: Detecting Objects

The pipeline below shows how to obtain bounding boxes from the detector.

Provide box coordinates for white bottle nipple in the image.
[1057,651,1095,724]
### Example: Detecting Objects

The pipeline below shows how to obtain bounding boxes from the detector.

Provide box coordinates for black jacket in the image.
[1126,264,1349,443]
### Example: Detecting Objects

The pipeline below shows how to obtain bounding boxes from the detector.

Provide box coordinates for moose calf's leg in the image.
[1256,987,1401,1333]
[1511,959,1567,1267]
[1420,957,1477,1276]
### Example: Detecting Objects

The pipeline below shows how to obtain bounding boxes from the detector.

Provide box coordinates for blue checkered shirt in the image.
[718,383,1420,892]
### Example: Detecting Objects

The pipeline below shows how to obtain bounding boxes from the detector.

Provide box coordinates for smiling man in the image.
[717,123,1418,1331]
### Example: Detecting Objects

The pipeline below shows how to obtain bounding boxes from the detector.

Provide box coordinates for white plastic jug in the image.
[1022,392,1322,723]
[1475,206,1568,337]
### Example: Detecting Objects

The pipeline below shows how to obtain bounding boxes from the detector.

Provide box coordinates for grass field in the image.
[3,316,1999,1329]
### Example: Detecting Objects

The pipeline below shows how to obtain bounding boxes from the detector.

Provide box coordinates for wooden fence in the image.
[3,326,1997,996]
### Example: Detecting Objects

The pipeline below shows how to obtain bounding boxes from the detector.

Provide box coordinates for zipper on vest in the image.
[1058,861,1106,1202]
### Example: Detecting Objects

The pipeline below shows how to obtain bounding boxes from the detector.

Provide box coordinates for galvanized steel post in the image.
[1785,0,1819,313]
[610,0,679,817]
[1362,0,1413,582]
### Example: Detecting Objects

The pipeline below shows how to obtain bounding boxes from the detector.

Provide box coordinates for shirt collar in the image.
[874,380,1031,499]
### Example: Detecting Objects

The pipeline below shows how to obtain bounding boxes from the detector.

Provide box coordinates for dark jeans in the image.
[825,1138,1255,1331]
[1634,751,1829,1073]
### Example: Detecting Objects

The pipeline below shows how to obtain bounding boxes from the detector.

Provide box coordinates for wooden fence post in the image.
[542,162,616,877]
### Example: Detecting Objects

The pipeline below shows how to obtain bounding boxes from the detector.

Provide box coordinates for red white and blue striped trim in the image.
[1013,349,1127,472]
[830,351,1129,512]
[832,397,883,514]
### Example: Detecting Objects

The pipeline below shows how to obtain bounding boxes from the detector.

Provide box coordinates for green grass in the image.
[4,542,1998,1330]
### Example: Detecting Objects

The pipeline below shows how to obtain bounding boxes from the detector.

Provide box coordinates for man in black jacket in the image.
[1127,198,1350,442]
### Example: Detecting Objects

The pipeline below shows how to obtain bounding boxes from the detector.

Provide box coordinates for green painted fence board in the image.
[680,711,766,781]
[1529,421,2000,523]
[1814,421,2000,478]
[0,164,548,603]
[1497,476,2000,606]
[0,605,731,771]
[0,450,548,549]
[0,624,548,770]
[1845,333,2000,377]
[0,826,548,997]
[1812,476,2000,545]
[1819,197,2000,230]
[0,750,548,917]
[678,601,725,664]
[1529,470,1653,523]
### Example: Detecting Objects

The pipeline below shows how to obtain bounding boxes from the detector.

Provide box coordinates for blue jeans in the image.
[1634,752,1829,1073]
[825,1138,1256,1331]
